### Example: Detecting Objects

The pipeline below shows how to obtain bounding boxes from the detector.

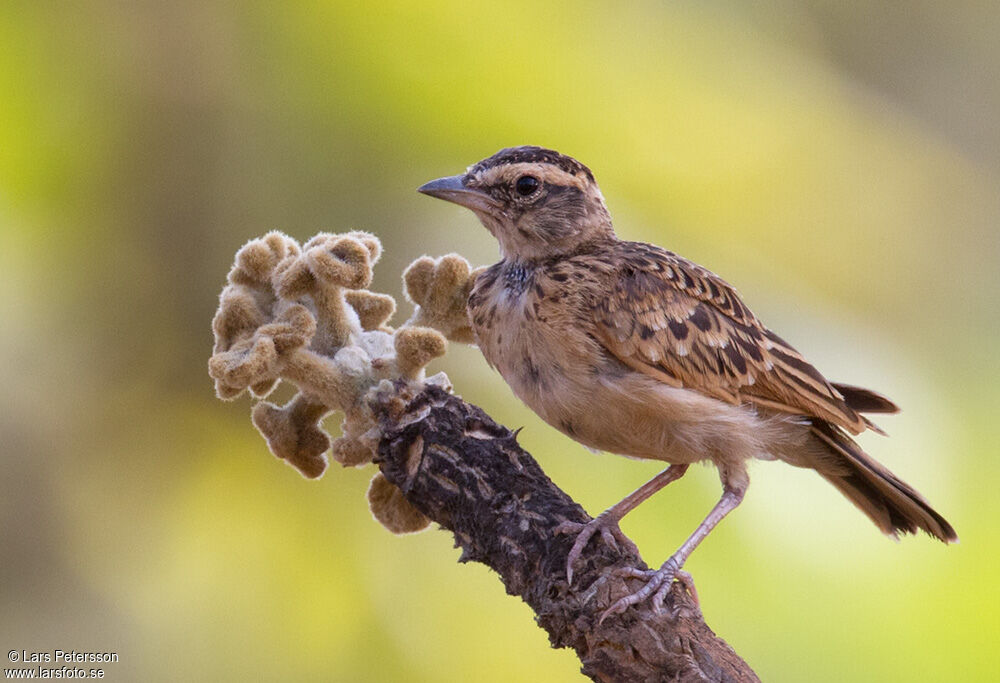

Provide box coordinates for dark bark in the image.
[371,383,759,683]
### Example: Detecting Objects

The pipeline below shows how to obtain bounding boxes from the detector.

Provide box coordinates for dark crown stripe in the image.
[470,146,595,182]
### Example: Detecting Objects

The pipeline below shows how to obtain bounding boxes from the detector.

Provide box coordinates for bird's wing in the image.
[590,242,868,434]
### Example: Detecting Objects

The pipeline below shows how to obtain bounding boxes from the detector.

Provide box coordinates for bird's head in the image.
[418,146,614,261]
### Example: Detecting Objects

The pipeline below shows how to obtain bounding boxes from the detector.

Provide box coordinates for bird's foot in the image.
[598,556,699,624]
[555,514,639,585]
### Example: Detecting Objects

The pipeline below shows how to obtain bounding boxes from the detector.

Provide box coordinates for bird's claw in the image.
[555,515,639,585]
[598,557,698,624]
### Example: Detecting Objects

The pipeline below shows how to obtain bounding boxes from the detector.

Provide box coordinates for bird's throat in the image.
[502,260,535,295]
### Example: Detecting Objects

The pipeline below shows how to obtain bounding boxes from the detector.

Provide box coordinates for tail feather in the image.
[832,383,900,414]
[809,420,957,543]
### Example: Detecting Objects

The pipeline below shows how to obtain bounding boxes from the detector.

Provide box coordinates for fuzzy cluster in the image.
[209,231,479,534]
[403,254,485,343]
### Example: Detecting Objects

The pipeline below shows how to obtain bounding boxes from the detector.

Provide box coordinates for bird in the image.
[417,145,957,618]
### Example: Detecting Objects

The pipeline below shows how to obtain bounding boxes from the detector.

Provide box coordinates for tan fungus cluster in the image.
[209,232,478,533]
[404,254,485,344]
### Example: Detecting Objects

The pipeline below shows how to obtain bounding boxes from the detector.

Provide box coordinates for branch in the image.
[208,235,756,679]
[372,382,759,683]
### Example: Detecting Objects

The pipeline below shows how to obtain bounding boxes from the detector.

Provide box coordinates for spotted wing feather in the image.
[590,242,869,434]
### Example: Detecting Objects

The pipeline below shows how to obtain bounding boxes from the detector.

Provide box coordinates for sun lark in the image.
[418,146,956,617]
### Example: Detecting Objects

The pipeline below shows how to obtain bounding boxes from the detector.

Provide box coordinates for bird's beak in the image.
[417,175,498,213]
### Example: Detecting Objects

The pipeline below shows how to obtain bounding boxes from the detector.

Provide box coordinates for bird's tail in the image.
[809,420,957,543]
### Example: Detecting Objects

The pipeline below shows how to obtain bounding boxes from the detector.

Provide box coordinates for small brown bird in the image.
[418,146,956,617]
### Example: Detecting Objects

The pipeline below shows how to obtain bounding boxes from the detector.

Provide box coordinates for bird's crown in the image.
[466,146,595,183]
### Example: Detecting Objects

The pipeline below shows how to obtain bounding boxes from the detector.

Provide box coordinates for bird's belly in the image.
[485,329,682,460]
[483,323,777,467]
[479,312,594,425]
[473,287,783,467]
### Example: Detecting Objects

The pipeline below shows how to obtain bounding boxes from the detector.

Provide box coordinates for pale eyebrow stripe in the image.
[476,163,587,190]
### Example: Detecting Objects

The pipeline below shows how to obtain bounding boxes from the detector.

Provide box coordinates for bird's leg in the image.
[600,481,746,622]
[556,464,689,585]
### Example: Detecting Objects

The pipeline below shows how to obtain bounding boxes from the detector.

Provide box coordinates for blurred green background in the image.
[2,1,998,680]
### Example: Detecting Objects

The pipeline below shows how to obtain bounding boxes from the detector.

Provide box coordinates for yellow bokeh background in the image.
[2,2,998,681]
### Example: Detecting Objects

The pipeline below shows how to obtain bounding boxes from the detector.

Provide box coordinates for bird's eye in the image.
[515,175,540,196]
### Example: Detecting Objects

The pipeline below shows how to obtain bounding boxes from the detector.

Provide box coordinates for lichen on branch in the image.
[208,232,478,532]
